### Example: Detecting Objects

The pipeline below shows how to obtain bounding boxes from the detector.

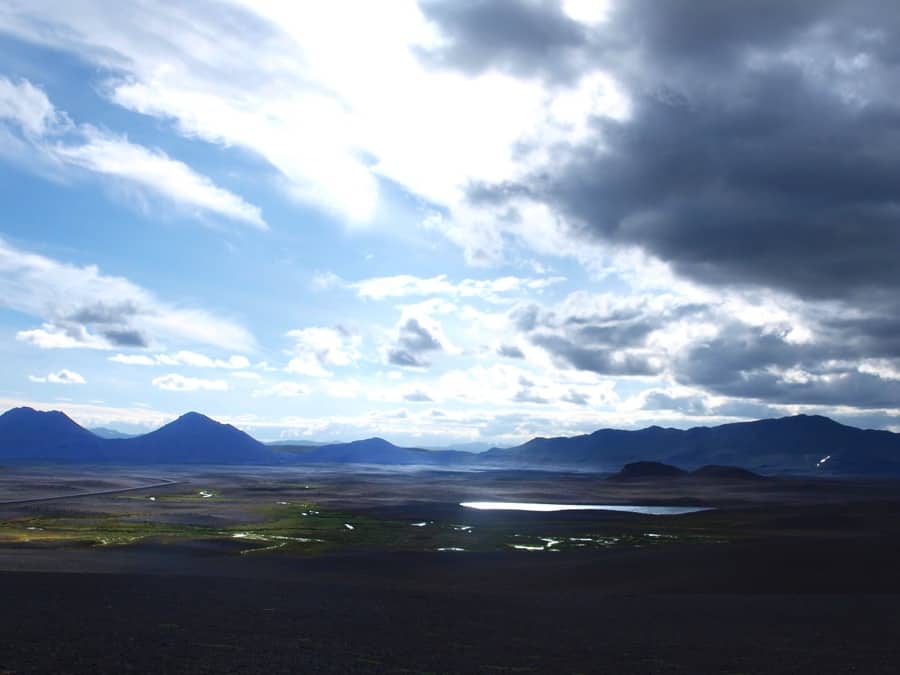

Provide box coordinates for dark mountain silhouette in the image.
[274,437,470,466]
[608,461,766,481]
[0,407,106,461]
[482,415,900,474]
[110,412,276,464]
[608,461,687,480]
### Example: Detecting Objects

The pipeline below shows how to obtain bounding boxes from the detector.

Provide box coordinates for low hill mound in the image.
[608,461,687,480]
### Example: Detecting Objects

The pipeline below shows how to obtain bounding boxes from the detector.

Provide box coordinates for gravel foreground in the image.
[1,535,899,674]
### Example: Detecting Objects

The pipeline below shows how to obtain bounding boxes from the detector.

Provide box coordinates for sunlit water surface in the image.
[460,502,711,515]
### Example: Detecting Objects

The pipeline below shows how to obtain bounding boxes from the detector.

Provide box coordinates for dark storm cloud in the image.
[514,293,900,408]
[515,298,706,376]
[640,392,785,420]
[424,0,900,412]
[642,391,709,416]
[533,68,900,301]
[416,0,589,82]
[434,0,900,302]
[388,318,443,367]
[674,322,900,409]
[532,333,661,375]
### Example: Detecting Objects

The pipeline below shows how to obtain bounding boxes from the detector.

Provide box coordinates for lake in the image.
[460,501,711,515]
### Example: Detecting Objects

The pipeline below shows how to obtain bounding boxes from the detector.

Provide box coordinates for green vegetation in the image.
[0,499,734,554]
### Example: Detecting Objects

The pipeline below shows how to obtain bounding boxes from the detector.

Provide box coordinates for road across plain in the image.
[0,478,178,506]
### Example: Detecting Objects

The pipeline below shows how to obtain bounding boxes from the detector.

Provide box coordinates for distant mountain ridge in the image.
[273,437,470,466]
[2,407,900,474]
[480,414,900,473]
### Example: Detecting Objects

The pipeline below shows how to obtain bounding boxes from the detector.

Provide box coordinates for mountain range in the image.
[1,406,899,475]
[480,414,900,473]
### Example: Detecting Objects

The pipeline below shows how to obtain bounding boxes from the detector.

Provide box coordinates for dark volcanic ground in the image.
[1,539,900,674]
[0,467,899,673]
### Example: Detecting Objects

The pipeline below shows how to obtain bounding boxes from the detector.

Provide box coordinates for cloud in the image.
[108,354,156,366]
[497,344,525,358]
[109,351,250,369]
[54,127,267,228]
[0,239,254,352]
[641,391,708,416]
[513,388,549,405]
[310,271,343,291]
[403,389,433,402]
[352,273,565,302]
[0,2,569,226]
[283,327,362,378]
[284,353,333,378]
[673,321,900,409]
[417,0,591,83]
[388,318,443,367]
[18,324,109,350]
[0,76,70,136]
[151,374,229,392]
[0,77,265,228]
[428,1,900,305]
[252,382,310,398]
[515,292,700,376]
[28,369,86,385]
[99,329,148,348]
[562,389,589,406]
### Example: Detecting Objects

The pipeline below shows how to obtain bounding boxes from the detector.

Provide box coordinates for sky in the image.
[2,0,900,445]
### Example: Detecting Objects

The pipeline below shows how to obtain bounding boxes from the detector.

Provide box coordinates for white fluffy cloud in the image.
[351,273,565,302]
[0,77,265,228]
[151,373,229,392]
[28,369,86,385]
[110,351,250,369]
[284,327,362,377]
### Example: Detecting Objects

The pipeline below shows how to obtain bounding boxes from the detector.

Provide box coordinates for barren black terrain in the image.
[1,465,899,673]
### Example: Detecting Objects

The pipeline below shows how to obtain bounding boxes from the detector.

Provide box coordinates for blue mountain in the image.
[274,437,470,466]
[481,415,900,474]
[0,407,106,461]
[110,411,276,464]
[0,408,276,464]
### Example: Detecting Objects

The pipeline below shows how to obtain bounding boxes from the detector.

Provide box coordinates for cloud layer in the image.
[0,239,255,352]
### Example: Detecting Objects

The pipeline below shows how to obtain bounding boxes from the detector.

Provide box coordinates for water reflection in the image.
[460,501,711,515]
